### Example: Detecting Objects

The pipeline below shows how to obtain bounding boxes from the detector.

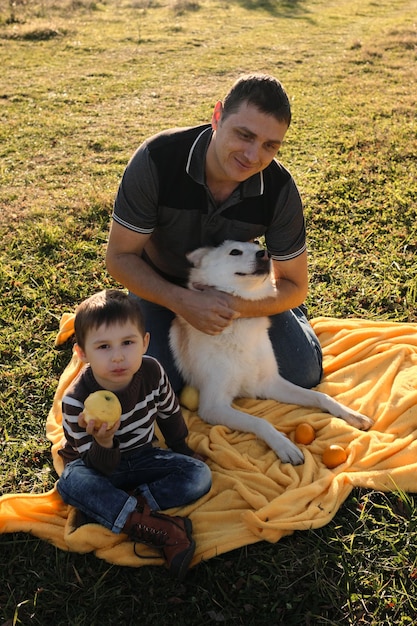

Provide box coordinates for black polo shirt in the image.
[113,124,306,286]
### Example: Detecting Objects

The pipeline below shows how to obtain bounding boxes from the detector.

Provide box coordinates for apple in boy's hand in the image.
[84,390,122,430]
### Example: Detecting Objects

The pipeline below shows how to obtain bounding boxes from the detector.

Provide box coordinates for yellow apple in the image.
[84,390,122,430]
[179,385,200,412]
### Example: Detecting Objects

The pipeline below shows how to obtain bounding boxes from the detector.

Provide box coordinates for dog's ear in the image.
[186,247,212,267]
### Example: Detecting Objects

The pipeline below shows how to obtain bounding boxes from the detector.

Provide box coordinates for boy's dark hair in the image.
[74,289,146,349]
[222,73,291,126]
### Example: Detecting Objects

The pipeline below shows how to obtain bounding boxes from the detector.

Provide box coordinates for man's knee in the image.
[268,308,323,388]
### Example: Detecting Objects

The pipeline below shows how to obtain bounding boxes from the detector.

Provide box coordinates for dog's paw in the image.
[355,414,374,431]
[343,411,374,431]
[273,440,305,465]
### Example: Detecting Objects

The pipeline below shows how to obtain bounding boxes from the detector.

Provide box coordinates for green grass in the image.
[1,0,417,623]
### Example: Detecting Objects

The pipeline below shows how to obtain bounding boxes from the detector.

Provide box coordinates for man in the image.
[106,73,322,393]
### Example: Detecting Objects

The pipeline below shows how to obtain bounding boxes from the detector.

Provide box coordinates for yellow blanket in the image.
[1,315,417,569]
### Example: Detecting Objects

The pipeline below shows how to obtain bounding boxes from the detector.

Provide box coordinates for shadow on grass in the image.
[233,0,311,19]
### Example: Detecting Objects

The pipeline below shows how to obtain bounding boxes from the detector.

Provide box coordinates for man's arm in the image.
[106,221,308,332]
[195,251,309,319]
[106,221,181,308]
[236,251,309,316]
[106,221,238,335]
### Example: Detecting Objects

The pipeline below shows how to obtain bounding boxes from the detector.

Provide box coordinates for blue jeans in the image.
[135,297,323,393]
[57,446,212,534]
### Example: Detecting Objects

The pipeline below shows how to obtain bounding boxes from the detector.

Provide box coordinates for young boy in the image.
[56,289,212,581]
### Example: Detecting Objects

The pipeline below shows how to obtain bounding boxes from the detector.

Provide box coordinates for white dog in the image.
[169,240,373,465]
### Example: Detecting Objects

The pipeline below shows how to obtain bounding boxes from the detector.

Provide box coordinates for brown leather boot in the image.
[124,496,195,581]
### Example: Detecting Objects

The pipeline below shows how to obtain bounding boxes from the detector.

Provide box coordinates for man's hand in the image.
[78,412,120,449]
[179,286,239,335]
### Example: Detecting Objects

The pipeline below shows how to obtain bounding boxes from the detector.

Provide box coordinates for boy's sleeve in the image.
[158,409,195,457]
[83,439,121,476]
[61,394,89,455]
[154,365,195,457]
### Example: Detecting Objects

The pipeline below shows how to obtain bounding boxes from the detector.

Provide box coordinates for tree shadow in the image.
[233,0,311,19]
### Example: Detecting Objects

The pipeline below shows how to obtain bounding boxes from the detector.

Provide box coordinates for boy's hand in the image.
[193,451,208,462]
[78,412,120,448]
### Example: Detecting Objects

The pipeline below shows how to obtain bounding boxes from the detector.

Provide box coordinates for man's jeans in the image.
[57,447,212,534]
[135,297,323,394]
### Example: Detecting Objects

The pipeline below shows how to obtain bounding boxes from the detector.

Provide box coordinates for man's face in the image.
[207,101,289,184]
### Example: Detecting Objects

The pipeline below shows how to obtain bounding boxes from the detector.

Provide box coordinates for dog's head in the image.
[186,240,275,300]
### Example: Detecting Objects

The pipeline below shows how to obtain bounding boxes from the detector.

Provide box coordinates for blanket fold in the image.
[1,315,417,568]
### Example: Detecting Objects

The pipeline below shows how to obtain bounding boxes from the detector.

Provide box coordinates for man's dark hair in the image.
[222,73,291,126]
[74,289,146,349]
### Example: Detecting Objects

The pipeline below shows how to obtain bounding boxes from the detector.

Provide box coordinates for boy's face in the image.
[75,320,150,392]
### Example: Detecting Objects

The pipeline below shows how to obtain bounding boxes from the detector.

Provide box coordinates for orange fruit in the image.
[294,423,316,445]
[322,444,348,468]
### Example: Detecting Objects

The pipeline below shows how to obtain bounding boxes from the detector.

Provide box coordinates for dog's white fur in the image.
[169,240,373,465]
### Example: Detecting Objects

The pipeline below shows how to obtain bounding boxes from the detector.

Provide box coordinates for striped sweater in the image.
[59,356,193,475]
